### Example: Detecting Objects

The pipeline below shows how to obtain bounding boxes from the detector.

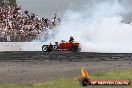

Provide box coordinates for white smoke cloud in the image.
[45,0,132,53]
[20,0,132,52]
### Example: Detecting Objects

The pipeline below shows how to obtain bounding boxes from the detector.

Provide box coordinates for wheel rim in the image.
[42,46,48,52]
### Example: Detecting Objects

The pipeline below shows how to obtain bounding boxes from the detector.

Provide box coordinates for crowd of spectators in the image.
[0,4,61,42]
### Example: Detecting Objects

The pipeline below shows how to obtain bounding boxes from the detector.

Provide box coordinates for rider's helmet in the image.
[70,36,74,40]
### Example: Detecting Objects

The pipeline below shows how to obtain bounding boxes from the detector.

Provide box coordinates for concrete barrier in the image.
[0,42,44,51]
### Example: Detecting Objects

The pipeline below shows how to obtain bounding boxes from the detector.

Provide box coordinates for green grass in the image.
[0,70,132,88]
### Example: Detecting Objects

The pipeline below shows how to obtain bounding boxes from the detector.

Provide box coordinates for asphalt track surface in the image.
[0,51,132,84]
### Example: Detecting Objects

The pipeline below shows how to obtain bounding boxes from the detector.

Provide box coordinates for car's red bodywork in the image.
[59,42,80,49]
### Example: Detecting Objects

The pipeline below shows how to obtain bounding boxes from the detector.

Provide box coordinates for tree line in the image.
[0,0,16,6]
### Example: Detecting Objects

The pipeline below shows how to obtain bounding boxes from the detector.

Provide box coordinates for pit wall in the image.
[0,42,44,51]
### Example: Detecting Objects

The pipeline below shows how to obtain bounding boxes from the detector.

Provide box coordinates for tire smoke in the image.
[46,0,132,53]
[20,0,132,52]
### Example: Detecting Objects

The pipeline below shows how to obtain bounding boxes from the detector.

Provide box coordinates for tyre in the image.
[42,45,48,52]
[70,45,78,52]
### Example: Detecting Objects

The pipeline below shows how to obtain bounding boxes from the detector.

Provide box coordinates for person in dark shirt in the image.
[69,36,74,42]
[24,10,29,15]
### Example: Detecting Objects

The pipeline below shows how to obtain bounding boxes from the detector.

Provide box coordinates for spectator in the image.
[0,4,61,42]
[24,10,29,15]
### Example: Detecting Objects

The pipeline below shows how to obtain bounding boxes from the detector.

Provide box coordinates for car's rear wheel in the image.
[70,45,78,52]
[42,45,48,52]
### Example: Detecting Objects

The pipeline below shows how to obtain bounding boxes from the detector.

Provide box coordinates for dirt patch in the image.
[0,60,132,84]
